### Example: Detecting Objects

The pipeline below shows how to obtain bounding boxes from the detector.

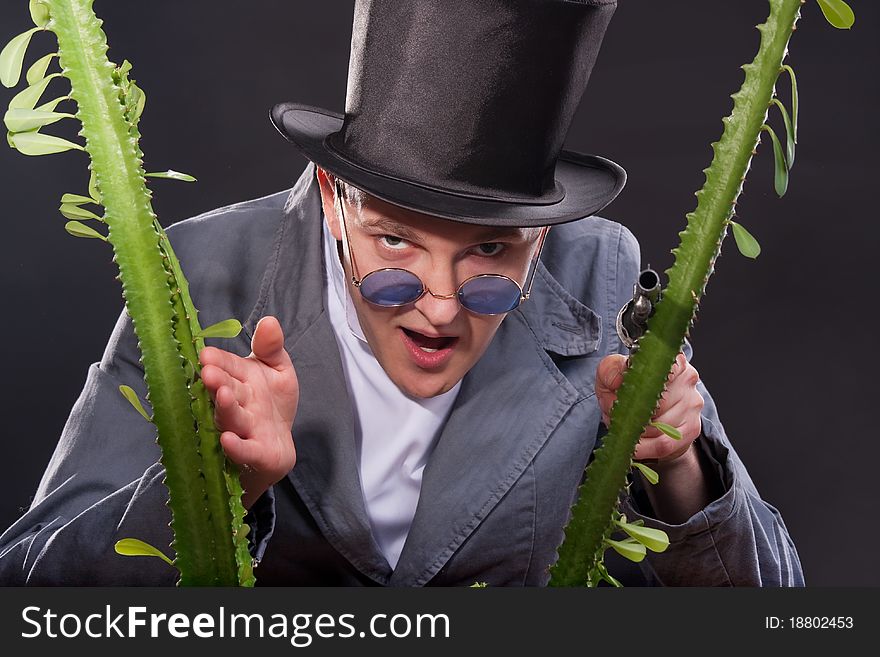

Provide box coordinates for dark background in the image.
[1,1,876,585]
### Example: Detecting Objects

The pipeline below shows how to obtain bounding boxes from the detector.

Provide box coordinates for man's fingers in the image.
[251,316,292,371]
[644,378,704,445]
[214,384,236,411]
[595,354,628,426]
[667,353,695,383]
[203,367,256,438]
[601,353,690,399]
[645,403,690,437]
[599,352,698,429]
[201,364,250,406]
[596,354,628,393]
[657,361,700,412]
[634,435,692,462]
[213,391,256,437]
[219,431,263,469]
[199,346,250,384]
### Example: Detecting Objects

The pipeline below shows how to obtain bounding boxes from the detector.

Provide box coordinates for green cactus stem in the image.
[550,0,806,586]
[3,0,253,585]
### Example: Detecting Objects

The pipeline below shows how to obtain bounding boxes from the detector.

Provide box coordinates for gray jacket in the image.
[0,164,804,586]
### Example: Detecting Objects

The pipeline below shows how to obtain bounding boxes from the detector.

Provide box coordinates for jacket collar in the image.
[243,164,601,584]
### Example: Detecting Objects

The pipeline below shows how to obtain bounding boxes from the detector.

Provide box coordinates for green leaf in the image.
[119,384,151,421]
[4,108,72,133]
[0,28,40,88]
[64,220,107,241]
[615,520,670,553]
[10,130,82,155]
[632,461,660,485]
[60,203,102,221]
[88,168,100,202]
[126,82,146,124]
[35,95,68,113]
[817,0,855,29]
[761,124,788,197]
[469,582,488,588]
[596,561,623,588]
[605,538,646,563]
[770,99,795,168]
[730,221,761,259]
[60,193,97,206]
[124,82,140,109]
[135,85,146,123]
[782,66,798,146]
[29,0,51,28]
[145,169,197,183]
[650,421,682,440]
[196,318,243,339]
[9,73,60,110]
[26,52,55,86]
[114,538,174,567]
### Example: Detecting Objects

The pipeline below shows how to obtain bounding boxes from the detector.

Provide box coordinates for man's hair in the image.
[335,178,368,213]
[330,173,544,241]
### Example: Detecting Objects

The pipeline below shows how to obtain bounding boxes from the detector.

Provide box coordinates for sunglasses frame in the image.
[334,179,549,316]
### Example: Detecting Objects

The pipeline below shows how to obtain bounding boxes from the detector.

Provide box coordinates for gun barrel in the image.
[629,268,661,325]
[636,268,661,303]
[615,267,663,349]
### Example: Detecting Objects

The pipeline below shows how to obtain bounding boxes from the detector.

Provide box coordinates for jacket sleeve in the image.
[0,310,273,585]
[613,225,804,587]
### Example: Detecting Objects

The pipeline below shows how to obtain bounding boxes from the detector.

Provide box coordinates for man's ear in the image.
[315,166,343,241]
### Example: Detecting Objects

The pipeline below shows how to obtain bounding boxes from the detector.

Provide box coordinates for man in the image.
[0,0,802,585]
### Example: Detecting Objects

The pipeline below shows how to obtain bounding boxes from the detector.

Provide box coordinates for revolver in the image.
[615,268,662,350]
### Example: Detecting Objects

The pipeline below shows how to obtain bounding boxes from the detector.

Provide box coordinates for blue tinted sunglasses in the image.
[334,179,548,316]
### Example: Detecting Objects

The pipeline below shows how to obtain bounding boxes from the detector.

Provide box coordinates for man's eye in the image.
[475,242,504,256]
[379,235,408,250]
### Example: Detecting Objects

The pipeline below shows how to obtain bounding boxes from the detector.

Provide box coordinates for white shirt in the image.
[321,217,461,569]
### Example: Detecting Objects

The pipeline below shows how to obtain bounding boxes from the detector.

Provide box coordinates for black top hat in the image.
[270,0,625,227]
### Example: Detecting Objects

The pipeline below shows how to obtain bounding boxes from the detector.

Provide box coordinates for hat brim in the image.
[270,102,626,227]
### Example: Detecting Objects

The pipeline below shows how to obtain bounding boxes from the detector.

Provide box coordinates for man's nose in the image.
[414,270,461,326]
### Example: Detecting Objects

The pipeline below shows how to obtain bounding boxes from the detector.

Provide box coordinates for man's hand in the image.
[199,316,299,509]
[596,352,704,463]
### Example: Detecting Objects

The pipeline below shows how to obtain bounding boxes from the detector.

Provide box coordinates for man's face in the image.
[318,169,544,399]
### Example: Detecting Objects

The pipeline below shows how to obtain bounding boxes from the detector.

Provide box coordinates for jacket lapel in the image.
[242,164,392,584]
[390,263,602,586]
[285,313,393,582]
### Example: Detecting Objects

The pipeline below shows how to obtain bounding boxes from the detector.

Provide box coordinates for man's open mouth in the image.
[401,328,458,352]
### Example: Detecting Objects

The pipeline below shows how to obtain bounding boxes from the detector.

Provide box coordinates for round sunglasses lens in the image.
[360,270,424,306]
[459,275,522,314]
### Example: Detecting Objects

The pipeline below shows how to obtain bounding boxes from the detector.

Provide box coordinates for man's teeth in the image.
[419,346,440,353]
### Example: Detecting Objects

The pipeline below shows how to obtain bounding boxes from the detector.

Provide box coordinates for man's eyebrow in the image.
[469,226,528,242]
[358,217,528,243]
[358,218,422,241]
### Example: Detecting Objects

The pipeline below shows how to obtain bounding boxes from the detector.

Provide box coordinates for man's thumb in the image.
[251,316,290,370]
[596,354,628,392]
